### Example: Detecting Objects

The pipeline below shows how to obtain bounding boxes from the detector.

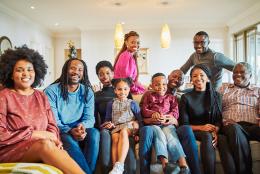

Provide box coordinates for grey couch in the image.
[95,95,260,174]
[132,94,260,174]
[134,140,260,174]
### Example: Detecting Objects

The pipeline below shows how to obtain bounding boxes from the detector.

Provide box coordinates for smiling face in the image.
[193,35,209,54]
[125,35,140,53]
[98,66,113,87]
[68,59,84,85]
[233,64,251,88]
[12,59,35,91]
[151,75,167,96]
[114,81,130,100]
[168,70,184,89]
[191,68,209,91]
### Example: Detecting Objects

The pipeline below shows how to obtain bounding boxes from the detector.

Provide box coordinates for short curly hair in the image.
[95,60,113,75]
[0,45,48,88]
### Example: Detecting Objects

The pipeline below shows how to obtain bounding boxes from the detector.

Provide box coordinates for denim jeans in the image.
[152,125,186,162]
[194,131,215,174]
[99,129,136,174]
[139,126,154,174]
[177,125,201,174]
[61,128,100,174]
[139,125,201,174]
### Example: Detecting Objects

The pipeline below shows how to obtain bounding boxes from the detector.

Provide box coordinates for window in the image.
[234,23,260,86]
[234,34,244,62]
[256,33,260,86]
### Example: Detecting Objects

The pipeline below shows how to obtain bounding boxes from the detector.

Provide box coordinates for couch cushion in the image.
[0,163,63,174]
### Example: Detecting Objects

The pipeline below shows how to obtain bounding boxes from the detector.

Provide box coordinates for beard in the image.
[68,78,81,85]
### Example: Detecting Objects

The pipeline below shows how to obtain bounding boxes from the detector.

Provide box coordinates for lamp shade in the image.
[160,24,171,48]
[114,23,124,49]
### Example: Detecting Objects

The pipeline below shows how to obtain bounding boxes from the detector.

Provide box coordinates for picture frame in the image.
[64,49,82,59]
[137,48,149,74]
[114,47,149,74]
[0,36,12,55]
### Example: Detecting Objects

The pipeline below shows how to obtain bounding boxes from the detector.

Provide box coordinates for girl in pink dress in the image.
[0,46,84,174]
[114,31,146,94]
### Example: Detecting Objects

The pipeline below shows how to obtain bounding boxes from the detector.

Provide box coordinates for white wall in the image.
[0,4,54,89]
[226,1,260,85]
[227,1,260,58]
[53,36,81,79]
[81,27,229,85]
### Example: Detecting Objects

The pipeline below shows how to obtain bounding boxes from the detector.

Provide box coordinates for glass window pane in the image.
[235,34,244,62]
[246,30,256,84]
[256,32,260,86]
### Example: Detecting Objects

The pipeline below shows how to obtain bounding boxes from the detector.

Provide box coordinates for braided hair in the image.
[190,64,222,125]
[52,58,92,102]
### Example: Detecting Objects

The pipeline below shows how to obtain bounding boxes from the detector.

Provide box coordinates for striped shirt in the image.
[218,83,260,124]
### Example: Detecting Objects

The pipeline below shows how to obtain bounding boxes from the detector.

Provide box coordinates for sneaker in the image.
[109,162,124,174]
[179,166,190,174]
[164,163,180,174]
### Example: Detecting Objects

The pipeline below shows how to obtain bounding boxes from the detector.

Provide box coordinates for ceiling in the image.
[0,0,259,35]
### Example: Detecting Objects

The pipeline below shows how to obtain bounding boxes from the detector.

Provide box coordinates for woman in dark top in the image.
[94,60,115,126]
[179,64,222,174]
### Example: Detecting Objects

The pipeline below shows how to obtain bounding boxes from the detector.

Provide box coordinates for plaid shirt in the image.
[218,83,260,124]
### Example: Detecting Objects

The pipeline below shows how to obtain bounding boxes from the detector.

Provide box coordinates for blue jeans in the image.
[194,131,215,174]
[139,126,154,174]
[139,125,201,174]
[61,128,100,174]
[152,125,185,162]
[177,125,201,174]
[99,129,136,174]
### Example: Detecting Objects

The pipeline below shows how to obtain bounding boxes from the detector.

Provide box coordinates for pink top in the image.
[0,88,60,162]
[141,91,179,119]
[114,50,146,94]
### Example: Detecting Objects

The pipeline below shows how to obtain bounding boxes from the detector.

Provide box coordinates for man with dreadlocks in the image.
[45,58,100,174]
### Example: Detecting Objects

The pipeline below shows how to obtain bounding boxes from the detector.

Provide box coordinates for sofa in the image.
[0,163,63,174]
[131,94,260,174]
[95,93,259,174]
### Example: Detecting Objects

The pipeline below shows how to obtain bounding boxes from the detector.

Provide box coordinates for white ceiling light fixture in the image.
[160,24,171,48]
[114,23,124,49]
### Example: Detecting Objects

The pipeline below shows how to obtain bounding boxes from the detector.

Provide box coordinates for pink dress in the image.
[0,88,60,162]
[114,50,146,94]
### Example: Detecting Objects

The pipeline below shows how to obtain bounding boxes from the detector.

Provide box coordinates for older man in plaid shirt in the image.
[218,62,260,174]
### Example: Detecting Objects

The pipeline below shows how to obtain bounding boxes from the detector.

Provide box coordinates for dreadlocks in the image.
[52,58,92,102]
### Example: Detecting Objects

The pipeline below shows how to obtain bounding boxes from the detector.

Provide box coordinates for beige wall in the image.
[80,27,229,85]
[0,4,54,89]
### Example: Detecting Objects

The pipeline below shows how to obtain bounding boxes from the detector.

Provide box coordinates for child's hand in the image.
[100,121,115,129]
[152,112,164,123]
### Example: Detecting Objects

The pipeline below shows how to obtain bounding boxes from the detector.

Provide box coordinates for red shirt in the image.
[141,92,179,119]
